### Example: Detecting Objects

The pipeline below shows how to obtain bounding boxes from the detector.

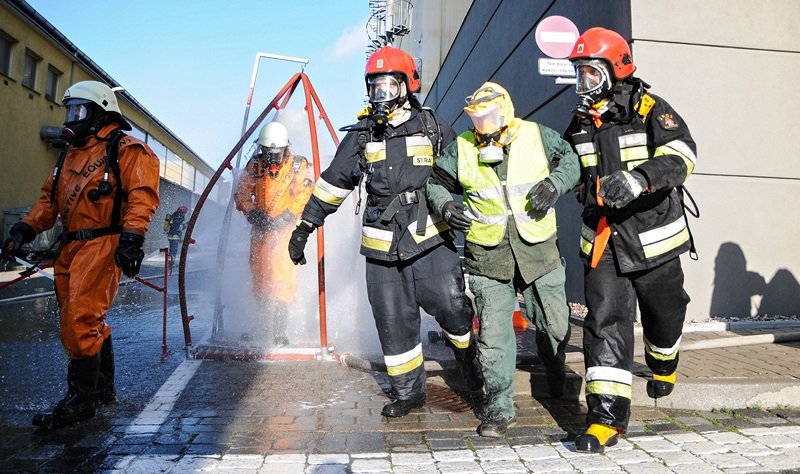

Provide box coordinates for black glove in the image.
[1,222,35,261]
[527,178,559,212]
[598,170,648,208]
[246,209,269,227]
[114,231,145,277]
[288,220,315,265]
[442,201,472,231]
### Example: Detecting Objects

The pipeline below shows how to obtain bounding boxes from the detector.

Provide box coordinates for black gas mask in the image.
[254,146,286,178]
[572,60,615,118]
[367,74,404,128]
[62,99,102,146]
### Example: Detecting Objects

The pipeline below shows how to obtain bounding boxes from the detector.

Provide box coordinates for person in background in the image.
[288,46,482,418]
[234,121,314,347]
[1,80,160,429]
[164,205,188,272]
[565,27,696,453]
[426,81,579,437]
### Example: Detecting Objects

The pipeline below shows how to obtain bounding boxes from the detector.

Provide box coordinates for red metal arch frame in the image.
[177,72,340,359]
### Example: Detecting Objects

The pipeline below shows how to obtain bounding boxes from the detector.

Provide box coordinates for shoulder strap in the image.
[420,107,442,155]
[106,129,127,227]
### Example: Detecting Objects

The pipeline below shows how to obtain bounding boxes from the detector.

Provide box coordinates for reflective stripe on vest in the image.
[456,121,556,246]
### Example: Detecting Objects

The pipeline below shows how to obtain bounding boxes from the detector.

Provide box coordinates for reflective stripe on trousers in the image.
[583,246,689,431]
[366,243,474,400]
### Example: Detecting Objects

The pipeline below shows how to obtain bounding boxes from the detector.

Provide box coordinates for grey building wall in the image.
[408,0,800,320]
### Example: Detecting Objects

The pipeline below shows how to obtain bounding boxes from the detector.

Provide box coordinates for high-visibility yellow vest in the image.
[456,121,557,246]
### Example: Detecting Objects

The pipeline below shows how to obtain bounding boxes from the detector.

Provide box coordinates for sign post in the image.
[534,15,580,84]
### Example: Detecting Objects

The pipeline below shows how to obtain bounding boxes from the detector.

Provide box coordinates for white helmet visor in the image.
[367,74,401,103]
[64,100,92,123]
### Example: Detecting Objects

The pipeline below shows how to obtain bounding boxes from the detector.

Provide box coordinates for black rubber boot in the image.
[33,354,100,430]
[575,423,619,454]
[646,379,675,399]
[647,371,676,399]
[95,337,116,406]
[446,338,484,392]
[381,392,426,417]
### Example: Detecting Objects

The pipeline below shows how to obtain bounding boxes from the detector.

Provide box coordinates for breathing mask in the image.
[464,83,514,164]
[572,60,614,117]
[367,74,404,128]
[62,99,100,145]
[256,145,287,178]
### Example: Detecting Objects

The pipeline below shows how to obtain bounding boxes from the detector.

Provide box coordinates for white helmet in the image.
[257,121,289,148]
[62,80,131,130]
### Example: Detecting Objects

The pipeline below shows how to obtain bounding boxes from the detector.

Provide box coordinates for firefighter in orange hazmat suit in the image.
[1,81,160,430]
[234,121,314,347]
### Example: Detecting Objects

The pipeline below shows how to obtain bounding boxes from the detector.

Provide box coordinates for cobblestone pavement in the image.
[4,359,800,473]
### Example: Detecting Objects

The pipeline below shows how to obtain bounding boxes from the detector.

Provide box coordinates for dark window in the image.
[0,32,14,76]
[45,65,61,100]
[22,49,40,88]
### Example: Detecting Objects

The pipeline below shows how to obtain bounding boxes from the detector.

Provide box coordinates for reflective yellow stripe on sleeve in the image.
[654,139,696,176]
[312,178,351,206]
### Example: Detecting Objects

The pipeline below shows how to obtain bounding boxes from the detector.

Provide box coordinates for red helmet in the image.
[569,27,635,80]
[365,46,420,93]
[177,205,188,213]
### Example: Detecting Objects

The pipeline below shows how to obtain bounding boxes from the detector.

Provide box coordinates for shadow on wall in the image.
[710,241,800,319]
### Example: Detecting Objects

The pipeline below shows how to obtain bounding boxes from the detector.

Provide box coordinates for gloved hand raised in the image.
[288,220,315,265]
[246,209,269,227]
[527,178,559,212]
[442,201,472,231]
[114,231,145,277]
[1,222,35,261]
[598,170,648,208]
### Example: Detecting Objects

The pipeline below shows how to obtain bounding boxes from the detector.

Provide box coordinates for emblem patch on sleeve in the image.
[657,113,679,130]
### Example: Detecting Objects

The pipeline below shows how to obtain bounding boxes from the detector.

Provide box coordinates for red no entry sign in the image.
[535,16,580,59]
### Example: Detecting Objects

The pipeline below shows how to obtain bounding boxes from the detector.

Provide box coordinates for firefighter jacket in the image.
[165,211,186,240]
[301,106,456,262]
[234,153,314,226]
[427,121,580,282]
[565,82,697,273]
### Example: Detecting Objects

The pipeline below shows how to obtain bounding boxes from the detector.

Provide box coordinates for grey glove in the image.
[527,178,559,212]
[598,170,648,208]
[442,201,472,231]
[1,222,35,261]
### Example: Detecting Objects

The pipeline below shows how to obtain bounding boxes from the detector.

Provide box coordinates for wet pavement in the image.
[3,261,800,472]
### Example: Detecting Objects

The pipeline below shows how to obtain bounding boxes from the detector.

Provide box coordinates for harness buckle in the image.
[398,191,418,206]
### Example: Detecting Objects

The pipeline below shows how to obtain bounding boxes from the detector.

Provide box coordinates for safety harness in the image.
[355,107,442,236]
[58,129,127,242]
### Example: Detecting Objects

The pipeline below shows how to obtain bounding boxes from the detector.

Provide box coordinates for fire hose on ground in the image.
[337,316,800,374]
